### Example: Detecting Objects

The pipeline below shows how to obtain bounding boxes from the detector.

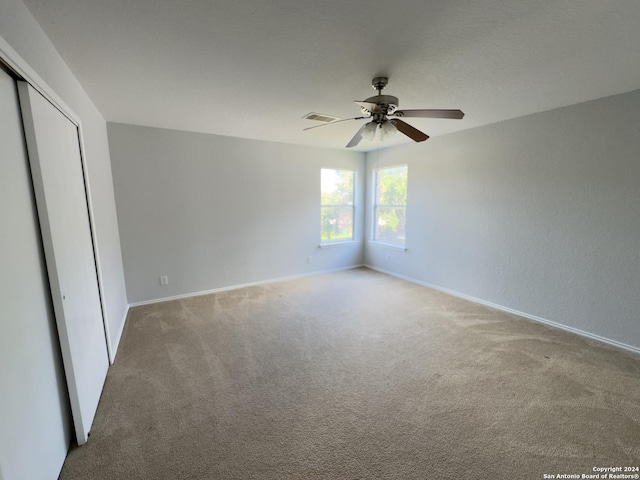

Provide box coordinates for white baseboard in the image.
[365,265,640,356]
[129,264,365,308]
[108,305,129,365]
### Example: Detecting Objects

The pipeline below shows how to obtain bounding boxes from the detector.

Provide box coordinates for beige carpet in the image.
[60,268,640,479]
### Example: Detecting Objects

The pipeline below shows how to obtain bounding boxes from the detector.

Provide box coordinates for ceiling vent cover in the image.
[303,112,340,123]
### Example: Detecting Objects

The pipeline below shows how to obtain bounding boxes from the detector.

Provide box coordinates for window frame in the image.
[320,168,356,246]
[371,164,408,249]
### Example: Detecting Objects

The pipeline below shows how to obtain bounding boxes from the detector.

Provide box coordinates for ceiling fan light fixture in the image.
[361,121,378,141]
[380,121,397,140]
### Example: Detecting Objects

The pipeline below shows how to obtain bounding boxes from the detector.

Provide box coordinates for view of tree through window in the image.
[374,165,408,246]
[321,169,354,243]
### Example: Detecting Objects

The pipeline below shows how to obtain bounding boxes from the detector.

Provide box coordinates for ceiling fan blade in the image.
[346,123,368,148]
[389,119,429,142]
[303,116,367,131]
[393,109,465,119]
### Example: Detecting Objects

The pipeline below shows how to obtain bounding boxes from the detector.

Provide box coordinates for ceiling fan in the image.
[304,77,464,148]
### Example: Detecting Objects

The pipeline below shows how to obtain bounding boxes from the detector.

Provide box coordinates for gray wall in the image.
[0,0,129,357]
[108,123,365,304]
[365,89,640,351]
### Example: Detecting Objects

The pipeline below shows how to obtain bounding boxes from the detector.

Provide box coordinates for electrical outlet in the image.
[159,275,169,286]
[307,256,313,264]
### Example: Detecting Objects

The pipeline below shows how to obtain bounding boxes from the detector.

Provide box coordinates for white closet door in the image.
[0,66,72,480]
[18,82,109,445]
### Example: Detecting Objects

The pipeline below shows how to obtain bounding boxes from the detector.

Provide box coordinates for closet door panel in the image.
[18,81,109,445]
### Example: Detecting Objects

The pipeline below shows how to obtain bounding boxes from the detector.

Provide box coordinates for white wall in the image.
[108,123,365,304]
[0,0,129,356]
[365,89,640,351]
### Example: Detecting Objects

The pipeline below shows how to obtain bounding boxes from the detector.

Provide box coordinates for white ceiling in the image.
[21,0,640,152]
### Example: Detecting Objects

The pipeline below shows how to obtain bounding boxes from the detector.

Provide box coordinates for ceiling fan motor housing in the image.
[359,77,399,117]
[360,95,399,117]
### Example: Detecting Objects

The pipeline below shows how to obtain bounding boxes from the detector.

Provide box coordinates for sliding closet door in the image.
[0,68,71,479]
[18,82,109,446]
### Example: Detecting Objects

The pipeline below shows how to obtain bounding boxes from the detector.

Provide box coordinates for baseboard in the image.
[364,265,640,356]
[129,264,365,308]
[108,304,129,365]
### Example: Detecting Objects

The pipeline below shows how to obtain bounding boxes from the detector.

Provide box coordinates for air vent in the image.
[303,112,340,123]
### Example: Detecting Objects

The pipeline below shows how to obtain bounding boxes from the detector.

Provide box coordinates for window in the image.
[321,169,355,244]
[373,165,408,247]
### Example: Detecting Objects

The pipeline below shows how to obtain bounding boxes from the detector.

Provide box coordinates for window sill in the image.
[319,241,359,249]
[368,241,407,252]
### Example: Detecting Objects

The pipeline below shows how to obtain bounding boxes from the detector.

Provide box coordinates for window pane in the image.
[375,166,407,205]
[321,169,354,206]
[321,168,355,244]
[373,165,407,246]
[374,206,406,246]
[321,206,353,242]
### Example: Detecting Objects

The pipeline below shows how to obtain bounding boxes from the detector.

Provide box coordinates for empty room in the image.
[1,1,639,479]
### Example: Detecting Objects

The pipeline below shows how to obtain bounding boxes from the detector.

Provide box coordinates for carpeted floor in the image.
[60,268,640,479]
